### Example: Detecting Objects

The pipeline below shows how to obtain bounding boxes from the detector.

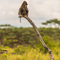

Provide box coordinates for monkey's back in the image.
[20,6,28,16]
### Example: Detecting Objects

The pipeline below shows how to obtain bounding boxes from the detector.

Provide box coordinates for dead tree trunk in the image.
[18,1,54,59]
[24,15,54,60]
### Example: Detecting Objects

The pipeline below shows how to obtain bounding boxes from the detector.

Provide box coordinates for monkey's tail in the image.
[20,18,21,23]
[20,17,21,23]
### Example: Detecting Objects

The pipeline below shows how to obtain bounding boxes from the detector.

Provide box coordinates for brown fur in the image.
[18,1,28,17]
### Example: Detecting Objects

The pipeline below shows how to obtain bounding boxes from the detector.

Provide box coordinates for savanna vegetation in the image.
[0,24,60,60]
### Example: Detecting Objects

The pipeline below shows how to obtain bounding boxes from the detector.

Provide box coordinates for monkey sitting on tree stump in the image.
[18,1,29,22]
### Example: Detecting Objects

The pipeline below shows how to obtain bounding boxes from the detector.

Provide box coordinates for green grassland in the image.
[0,45,60,60]
[0,26,60,60]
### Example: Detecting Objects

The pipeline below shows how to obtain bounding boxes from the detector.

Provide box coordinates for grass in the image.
[0,45,60,60]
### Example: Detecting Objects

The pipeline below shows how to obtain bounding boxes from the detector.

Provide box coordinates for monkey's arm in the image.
[25,6,29,16]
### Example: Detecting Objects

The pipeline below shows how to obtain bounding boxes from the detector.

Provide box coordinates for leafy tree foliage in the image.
[42,19,60,28]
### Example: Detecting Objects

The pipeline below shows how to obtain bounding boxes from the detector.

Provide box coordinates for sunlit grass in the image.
[0,46,60,60]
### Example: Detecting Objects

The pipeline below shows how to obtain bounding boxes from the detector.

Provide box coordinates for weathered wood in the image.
[18,1,54,60]
[23,15,54,60]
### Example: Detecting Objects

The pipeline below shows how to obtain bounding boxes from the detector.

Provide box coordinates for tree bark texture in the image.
[24,15,54,60]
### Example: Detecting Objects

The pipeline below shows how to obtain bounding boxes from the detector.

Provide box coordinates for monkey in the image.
[18,1,29,23]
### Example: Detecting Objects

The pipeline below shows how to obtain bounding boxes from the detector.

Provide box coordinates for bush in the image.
[14,46,26,55]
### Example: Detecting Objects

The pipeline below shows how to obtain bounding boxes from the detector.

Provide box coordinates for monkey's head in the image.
[22,1,28,5]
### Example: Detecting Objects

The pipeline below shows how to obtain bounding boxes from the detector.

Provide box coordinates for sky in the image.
[0,0,60,27]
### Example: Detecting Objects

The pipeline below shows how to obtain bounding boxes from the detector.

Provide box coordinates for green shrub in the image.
[14,46,25,55]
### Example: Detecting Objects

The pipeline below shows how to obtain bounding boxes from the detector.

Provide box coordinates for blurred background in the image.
[0,0,60,27]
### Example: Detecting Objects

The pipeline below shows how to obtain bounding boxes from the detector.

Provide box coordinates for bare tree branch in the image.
[18,1,54,60]
[24,15,54,60]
